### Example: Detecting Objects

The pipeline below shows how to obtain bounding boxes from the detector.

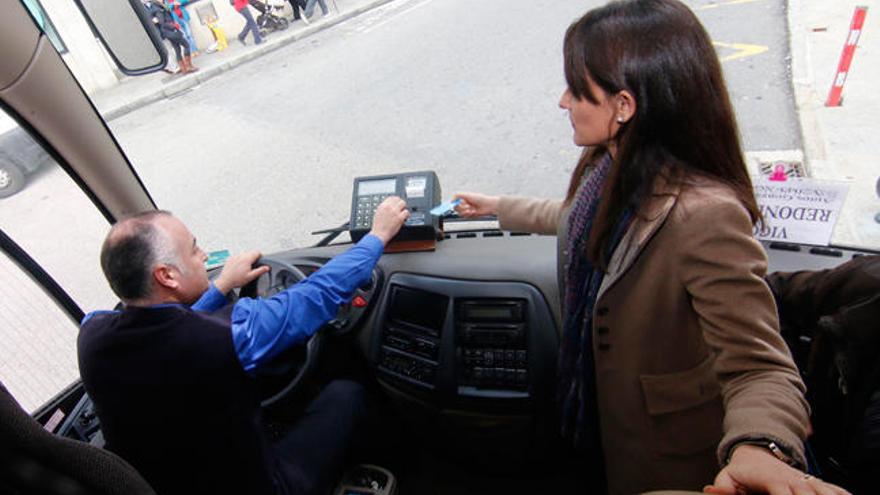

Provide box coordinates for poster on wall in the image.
[752,178,849,245]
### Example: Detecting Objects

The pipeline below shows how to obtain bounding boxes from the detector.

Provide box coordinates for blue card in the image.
[205,249,230,269]
[430,198,462,217]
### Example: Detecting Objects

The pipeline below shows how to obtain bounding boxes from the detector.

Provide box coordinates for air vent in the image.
[769,242,801,252]
[809,247,843,258]
[482,232,503,237]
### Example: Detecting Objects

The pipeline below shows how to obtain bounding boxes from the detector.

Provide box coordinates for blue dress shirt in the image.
[84,234,384,375]
[193,234,384,374]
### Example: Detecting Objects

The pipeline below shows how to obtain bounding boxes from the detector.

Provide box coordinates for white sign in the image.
[752,178,849,245]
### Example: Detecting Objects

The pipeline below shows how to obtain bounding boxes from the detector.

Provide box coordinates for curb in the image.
[102,0,397,122]
[786,0,822,178]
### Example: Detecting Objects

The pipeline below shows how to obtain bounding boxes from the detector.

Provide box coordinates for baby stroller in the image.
[248,0,289,36]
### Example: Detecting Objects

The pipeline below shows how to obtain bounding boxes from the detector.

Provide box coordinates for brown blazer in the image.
[498,173,810,494]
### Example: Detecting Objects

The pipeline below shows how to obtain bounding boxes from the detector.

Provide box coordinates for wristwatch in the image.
[726,438,798,467]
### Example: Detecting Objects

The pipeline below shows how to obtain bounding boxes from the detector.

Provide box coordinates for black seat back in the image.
[768,254,880,494]
[0,381,156,495]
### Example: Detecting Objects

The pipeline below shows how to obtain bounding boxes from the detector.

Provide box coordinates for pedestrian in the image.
[286,0,308,23]
[232,0,264,45]
[164,0,198,55]
[145,0,198,74]
[453,1,850,494]
[302,0,329,21]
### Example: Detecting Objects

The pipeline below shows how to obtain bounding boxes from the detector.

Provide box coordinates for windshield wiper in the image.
[311,222,350,247]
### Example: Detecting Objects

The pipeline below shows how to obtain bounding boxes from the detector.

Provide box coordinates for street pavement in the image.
[89,0,878,251]
[91,0,396,120]
[789,0,879,249]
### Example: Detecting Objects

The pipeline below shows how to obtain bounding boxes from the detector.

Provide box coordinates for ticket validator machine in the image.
[349,171,442,246]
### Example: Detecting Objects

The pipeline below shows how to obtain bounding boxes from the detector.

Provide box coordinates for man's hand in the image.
[453,192,500,218]
[704,445,850,495]
[369,196,410,245]
[214,251,270,295]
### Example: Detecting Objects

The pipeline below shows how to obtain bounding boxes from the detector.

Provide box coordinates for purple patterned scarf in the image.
[558,153,632,447]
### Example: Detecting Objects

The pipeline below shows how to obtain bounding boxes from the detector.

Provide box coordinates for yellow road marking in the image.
[699,0,763,10]
[713,41,769,62]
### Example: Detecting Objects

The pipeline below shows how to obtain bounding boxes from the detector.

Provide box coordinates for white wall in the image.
[28,0,281,94]
[40,0,119,94]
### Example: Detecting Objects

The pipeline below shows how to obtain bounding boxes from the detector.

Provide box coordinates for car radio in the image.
[376,286,448,389]
[456,299,529,391]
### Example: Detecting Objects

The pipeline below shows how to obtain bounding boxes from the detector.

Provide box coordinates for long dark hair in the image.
[562,0,761,267]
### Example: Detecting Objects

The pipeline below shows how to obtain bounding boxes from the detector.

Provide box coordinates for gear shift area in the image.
[333,464,397,495]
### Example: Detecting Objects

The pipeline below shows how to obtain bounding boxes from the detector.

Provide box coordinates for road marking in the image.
[713,41,769,62]
[698,0,762,10]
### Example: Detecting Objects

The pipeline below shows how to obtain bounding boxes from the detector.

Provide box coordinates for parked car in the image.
[0,116,53,198]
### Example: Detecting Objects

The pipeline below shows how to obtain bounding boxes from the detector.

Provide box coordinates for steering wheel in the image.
[239,256,324,408]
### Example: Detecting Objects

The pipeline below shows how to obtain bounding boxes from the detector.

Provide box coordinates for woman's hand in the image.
[452,192,500,218]
[704,445,851,495]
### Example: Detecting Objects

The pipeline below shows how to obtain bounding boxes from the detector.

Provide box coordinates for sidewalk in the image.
[90,0,395,121]
[789,1,879,249]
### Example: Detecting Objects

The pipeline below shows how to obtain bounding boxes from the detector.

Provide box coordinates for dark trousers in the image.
[287,0,306,19]
[237,7,263,44]
[272,380,366,495]
[164,30,190,61]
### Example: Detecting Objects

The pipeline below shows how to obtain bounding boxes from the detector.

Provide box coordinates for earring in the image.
[617,116,625,123]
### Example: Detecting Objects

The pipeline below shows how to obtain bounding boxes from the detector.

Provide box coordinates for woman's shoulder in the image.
[664,172,753,226]
[678,173,745,206]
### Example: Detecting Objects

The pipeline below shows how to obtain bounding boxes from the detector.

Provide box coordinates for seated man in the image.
[77,198,409,495]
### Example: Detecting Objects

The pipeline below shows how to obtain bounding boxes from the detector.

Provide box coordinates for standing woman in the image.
[164,0,199,55]
[146,0,198,74]
[455,1,848,494]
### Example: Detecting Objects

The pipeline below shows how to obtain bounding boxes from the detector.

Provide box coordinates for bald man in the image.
[77,198,409,495]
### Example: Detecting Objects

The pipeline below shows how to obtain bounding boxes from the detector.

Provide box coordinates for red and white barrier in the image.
[826,6,869,107]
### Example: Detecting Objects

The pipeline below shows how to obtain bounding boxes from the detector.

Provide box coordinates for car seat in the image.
[0,381,156,495]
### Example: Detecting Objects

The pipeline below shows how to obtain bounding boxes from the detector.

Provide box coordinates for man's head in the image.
[100,211,209,306]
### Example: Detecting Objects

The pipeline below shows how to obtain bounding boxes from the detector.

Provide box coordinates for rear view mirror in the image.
[73,0,167,75]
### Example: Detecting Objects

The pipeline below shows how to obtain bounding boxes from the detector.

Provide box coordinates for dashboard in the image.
[282,230,561,396]
[52,227,876,468]
[275,229,872,399]
[250,228,876,466]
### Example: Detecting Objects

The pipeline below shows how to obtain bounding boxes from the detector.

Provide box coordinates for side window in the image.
[21,0,68,54]
[0,110,116,412]
[0,249,79,412]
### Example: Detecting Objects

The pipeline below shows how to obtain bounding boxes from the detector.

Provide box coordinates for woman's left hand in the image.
[704,445,850,495]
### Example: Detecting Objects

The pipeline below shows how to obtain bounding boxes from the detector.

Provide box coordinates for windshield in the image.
[12,0,880,253]
[101,0,581,255]
[1,0,877,409]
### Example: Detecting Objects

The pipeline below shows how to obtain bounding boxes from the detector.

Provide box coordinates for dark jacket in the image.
[146,2,180,39]
[78,305,280,495]
[767,254,880,492]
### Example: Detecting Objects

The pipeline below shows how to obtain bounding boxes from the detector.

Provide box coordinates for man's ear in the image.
[153,264,179,291]
[615,90,637,123]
